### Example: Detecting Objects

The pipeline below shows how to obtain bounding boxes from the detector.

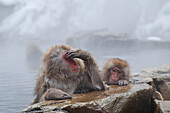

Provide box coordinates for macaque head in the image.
[102,58,130,85]
[43,45,81,76]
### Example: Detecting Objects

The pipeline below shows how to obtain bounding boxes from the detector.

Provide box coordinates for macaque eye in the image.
[112,69,116,72]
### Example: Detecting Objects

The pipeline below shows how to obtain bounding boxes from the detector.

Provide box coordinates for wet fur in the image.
[31,45,105,104]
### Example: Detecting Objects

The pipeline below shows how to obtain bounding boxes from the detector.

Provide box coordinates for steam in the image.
[0,0,170,42]
[135,0,170,40]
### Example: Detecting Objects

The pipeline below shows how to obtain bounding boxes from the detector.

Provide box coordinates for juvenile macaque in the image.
[101,58,130,85]
[31,45,105,104]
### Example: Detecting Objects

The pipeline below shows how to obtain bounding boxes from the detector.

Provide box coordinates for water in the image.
[0,44,37,113]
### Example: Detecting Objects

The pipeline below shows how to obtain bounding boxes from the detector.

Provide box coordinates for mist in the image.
[0,0,170,112]
[0,0,170,42]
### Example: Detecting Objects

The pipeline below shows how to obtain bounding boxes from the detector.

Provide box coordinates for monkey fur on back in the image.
[31,45,105,104]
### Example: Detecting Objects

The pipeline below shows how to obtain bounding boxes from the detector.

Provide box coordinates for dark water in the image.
[0,43,170,113]
[0,44,37,113]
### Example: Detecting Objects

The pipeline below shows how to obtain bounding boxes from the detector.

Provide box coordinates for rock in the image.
[141,64,170,76]
[130,76,153,84]
[22,84,160,113]
[130,63,170,112]
[155,100,170,113]
[152,77,170,100]
[131,63,170,101]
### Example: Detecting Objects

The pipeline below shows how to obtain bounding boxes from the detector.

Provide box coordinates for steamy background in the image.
[0,0,170,112]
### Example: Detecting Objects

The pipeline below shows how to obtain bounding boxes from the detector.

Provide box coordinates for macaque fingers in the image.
[118,80,128,86]
[66,50,88,60]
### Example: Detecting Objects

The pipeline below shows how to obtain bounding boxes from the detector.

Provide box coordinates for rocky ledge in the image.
[22,64,170,113]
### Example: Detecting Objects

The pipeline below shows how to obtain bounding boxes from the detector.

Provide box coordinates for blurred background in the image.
[0,0,170,112]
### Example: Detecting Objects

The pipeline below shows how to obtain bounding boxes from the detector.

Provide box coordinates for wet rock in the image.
[132,63,170,78]
[155,100,170,113]
[131,63,170,101]
[130,76,153,84]
[22,84,158,113]
[152,77,170,100]
[130,64,170,112]
[141,64,170,76]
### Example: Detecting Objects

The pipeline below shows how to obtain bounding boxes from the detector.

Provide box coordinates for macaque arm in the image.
[74,80,102,94]
[66,49,105,90]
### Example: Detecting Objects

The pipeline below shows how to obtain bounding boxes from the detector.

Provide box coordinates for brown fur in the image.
[40,88,72,101]
[101,58,130,85]
[31,45,105,104]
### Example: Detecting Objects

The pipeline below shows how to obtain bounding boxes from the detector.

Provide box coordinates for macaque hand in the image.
[65,49,90,61]
[118,80,128,86]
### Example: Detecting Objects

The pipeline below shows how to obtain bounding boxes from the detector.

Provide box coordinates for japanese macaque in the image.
[101,58,130,85]
[31,45,105,104]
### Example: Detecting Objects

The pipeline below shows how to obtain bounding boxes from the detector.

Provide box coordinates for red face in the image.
[109,67,124,83]
[62,52,79,73]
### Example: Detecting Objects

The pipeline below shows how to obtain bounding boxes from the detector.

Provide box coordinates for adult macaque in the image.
[31,45,105,104]
[101,58,130,85]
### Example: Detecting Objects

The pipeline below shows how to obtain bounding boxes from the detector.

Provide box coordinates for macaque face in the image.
[62,52,79,73]
[109,67,124,84]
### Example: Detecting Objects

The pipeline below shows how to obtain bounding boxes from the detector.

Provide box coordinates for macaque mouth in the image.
[62,52,78,73]
[110,74,119,82]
